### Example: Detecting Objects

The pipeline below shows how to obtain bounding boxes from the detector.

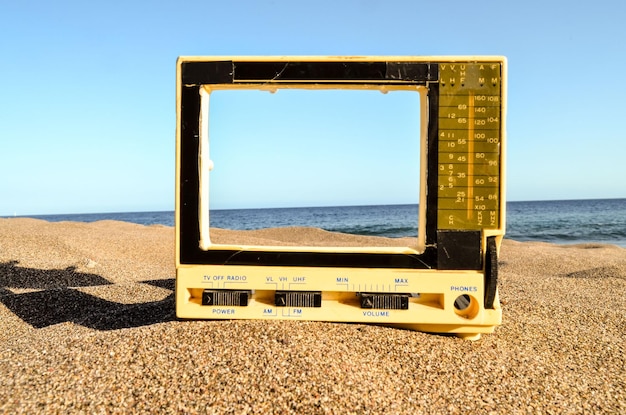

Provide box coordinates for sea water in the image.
[11,199,626,247]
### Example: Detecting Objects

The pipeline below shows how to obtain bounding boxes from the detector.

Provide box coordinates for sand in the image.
[0,218,624,414]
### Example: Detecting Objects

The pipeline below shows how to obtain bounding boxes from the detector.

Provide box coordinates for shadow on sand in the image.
[0,261,175,330]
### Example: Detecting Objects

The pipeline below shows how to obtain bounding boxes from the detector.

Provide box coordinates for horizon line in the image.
[3,197,625,218]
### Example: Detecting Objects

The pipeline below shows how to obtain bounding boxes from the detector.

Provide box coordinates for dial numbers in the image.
[438,63,502,230]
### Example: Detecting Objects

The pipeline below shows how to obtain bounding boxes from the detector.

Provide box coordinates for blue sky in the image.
[1,0,625,215]
[208,89,421,209]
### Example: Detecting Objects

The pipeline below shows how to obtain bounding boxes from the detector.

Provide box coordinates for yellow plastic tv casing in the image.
[175,56,506,340]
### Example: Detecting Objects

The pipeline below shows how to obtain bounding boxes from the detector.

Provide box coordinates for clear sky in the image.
[1,0,625,215]
[208,88,422,209]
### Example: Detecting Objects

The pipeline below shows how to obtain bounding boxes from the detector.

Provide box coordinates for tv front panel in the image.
[176,56,506,340]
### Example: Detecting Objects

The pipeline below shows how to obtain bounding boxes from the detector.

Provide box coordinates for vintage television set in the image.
[175,56,506,340]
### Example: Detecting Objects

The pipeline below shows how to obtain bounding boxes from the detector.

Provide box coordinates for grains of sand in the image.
[0,219,624,413]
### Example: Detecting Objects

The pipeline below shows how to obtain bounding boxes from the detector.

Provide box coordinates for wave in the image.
[325,224,418,238]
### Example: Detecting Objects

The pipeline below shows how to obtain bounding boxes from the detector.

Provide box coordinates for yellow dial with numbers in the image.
[438,62,503,230]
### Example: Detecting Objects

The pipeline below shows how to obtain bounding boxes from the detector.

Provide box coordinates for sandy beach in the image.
[1,218,624,414]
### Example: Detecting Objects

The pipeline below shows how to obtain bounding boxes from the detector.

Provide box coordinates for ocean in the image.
[9,199,626,248]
